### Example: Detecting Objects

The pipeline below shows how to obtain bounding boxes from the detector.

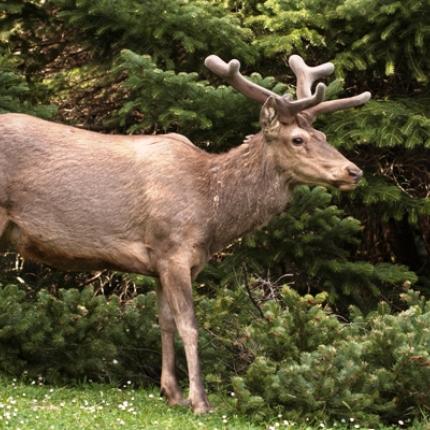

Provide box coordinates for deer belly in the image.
[10,224,153,274]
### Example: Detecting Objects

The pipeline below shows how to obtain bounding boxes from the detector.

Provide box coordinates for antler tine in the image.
[204,55,276,104]
[303,91,372,123]
[205,55,328,120]
[276,82,326,118]
[288,55,334,99]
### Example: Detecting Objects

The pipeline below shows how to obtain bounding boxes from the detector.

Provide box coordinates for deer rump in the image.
[0,114,211,274]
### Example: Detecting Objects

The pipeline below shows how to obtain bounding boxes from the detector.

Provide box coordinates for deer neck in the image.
[208,133,293,252]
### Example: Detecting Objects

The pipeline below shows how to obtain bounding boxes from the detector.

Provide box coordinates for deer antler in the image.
[288,55,334,99]
[204,55,371,122]
[302,91,372,123]
[288,55,371,122]
[204,55,326,120]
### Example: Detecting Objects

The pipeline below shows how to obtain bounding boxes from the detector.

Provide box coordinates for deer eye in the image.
[292,137,304,145]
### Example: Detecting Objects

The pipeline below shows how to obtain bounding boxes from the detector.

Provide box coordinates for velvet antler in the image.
[205,54,371,122]
[204,55,326,121]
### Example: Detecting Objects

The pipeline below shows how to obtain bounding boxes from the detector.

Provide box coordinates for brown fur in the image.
[0,104,361,413]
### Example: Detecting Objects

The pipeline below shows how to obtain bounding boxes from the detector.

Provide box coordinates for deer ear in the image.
[260,96,280,141]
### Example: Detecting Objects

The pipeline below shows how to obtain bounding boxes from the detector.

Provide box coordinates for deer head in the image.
[205,55,371,191]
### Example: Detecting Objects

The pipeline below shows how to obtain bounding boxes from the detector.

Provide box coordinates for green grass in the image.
[0,378,427,430]
[0,378,263,430]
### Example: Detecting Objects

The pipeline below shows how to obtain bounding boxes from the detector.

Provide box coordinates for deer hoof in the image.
[169,397,191,407]
[191,400,212,415]
[160,387,189,407]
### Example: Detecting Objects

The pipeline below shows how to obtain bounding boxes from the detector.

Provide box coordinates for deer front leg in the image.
[158,259,210,414]
[156,285,187,406]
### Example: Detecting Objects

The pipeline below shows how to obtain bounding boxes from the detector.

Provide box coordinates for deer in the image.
[0,54,371,413]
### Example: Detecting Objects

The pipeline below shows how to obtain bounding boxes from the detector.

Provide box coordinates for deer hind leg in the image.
[158,257,210,414]
[156,284,188,406]
[0,209,8,234]
[0,209,10,249]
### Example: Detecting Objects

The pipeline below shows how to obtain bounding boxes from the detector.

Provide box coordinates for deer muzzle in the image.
[336,164,363,190]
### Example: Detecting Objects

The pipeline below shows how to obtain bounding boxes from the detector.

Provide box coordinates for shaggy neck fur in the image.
[207,133,293,252]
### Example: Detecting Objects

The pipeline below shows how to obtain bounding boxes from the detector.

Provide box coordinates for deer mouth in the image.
[332,179,360,191]
[338,182,358,191]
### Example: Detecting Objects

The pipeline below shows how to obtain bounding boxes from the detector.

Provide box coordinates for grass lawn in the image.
[0,378,427,430]
[0,378,264,430]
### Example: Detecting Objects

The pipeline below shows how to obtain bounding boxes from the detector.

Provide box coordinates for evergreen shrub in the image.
[0,284,160,385]
[0,53,55,117]
[229,287,430,426]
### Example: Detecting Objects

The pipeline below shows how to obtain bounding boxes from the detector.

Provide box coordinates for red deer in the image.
[0,55,370,413]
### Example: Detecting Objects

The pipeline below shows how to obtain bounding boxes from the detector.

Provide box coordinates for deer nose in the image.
[346,165,363,181]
